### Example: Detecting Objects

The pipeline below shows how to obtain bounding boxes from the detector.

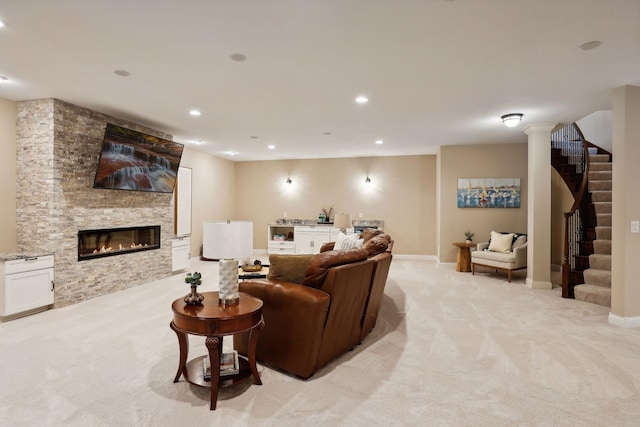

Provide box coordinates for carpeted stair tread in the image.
[589,180,612,191]
[593,240,611,255]
[574,284,611,307]
[589,253,611,270]
[596,214,611,226]
[589,154,610,163]
[589,162,612,171]
[593,202,612,214]
[589,171,612,181]
[583,268,611,287]
[590,191,612,202]
[595,226,611,240]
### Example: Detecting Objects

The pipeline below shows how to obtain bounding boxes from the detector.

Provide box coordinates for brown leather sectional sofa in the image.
[234,230,393,379]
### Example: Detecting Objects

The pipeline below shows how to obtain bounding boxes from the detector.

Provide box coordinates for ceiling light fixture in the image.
[0,20,6,28]
[286,176,292,185]
[230,53,247,62]
[355,96,369,104]
[190,140,204,145]
[501,113,523,127]
[365,175,371,184]
[189,110,201,116]
[0,76,8,82]
[114,69,131,77]
[579,41,601,51]
[375,139,383,145]
[267,145,275,149]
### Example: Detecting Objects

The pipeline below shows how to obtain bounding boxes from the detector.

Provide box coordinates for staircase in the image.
[573,153,612,306]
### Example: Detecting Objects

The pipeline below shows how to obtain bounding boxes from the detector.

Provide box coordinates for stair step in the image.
[589,154,610,163]
[595,226,612,240]
[597,214,612,226]
[589,171,612,181]
[593,202,612,214]
[574,284,611,307]
[589,180,612,191]
[589,162,612,171]
[593,240,611,255]
[589,253,611,270]
[590,191,612,202]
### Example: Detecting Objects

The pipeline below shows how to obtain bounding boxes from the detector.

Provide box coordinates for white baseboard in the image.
[608,313,640,328]
[526,277,553,290]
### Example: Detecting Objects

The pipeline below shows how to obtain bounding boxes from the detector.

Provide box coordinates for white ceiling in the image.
[1,0,639,161]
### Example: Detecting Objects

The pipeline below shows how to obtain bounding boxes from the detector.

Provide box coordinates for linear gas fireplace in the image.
[78,225,161,261]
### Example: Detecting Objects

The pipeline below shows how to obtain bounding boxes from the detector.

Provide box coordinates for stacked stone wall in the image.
[17,99,174,307]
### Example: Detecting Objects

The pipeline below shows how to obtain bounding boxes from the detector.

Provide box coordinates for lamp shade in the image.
[203,221,253,260]
[334,213,352,230]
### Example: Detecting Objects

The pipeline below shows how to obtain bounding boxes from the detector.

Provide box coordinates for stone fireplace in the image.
[16,99,174,307]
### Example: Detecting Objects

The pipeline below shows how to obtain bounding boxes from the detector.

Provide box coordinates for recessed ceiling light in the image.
[323,132,332,135]
[267,145,276,149]
[224,151,238,156]
[355,96,369,104]
[114,69,131,77]
[189,110,201,116]
[230,53,247,62]
[250,136,258,139]
[579,41,601,51]
[0,76,8,82]
[189,140,204,145]
[0,20,6,28]
[375,139,384,145]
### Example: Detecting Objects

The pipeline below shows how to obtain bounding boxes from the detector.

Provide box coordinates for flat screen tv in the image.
[93,124,184,193]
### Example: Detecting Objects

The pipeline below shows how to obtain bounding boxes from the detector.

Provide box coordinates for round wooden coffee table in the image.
[170,291,264,410]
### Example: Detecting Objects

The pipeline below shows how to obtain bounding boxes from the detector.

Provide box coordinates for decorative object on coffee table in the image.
[203,221,253,305]
[464,230,474,243]
[184,271,204,305]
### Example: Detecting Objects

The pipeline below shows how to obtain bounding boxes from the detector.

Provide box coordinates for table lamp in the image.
[203,220,253,305]
[334,213,352,234]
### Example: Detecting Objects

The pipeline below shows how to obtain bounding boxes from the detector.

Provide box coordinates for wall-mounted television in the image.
[93,124,184,193]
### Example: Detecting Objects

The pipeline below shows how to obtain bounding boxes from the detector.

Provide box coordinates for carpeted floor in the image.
[1,257,639,426]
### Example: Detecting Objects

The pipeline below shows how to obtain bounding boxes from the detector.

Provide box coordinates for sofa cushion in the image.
[488,231,515,253]
[473,249,517,263]
[363,233,391,256]
[268,254,314,284]
[361,228,383,242]
[302,248,369,289]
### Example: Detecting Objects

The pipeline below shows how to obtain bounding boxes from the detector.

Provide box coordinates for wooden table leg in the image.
[247,318,264,385]
[205,336,220,410]
[170,321,189,383]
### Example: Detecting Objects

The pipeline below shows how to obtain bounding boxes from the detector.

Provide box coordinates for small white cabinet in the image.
[172,236,191,272]
[295,226,332,254]
[267,225,296,254]
[1,255,55,317]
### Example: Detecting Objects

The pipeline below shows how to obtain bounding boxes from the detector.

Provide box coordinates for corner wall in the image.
[438,143,528,263]
[16,99,174,307]
[0,98,17,251]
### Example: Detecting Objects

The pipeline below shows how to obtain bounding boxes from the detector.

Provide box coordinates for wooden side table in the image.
[452,242,477,272]
[170,291,264,410]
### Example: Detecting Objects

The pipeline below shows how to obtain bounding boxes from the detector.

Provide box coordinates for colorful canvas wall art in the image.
[457,178,520,208]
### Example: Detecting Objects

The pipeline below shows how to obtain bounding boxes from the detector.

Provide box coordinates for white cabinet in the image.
[172,236,191,272]
[294,226,332,254]
[268,225,296,255]
[1,255,55,317]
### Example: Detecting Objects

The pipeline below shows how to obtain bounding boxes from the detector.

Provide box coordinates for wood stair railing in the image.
[551,123,611,298]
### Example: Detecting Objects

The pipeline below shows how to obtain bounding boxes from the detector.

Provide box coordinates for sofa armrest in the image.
[235,279,331,378]
[513,242,527,268]
[476,242,489,252]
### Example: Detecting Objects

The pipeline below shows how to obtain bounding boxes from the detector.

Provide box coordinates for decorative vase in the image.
[184,285,204,305]
[466,239,472,244]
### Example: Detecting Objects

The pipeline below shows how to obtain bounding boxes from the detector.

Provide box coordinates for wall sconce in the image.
[501,113,523,127]
[365,175,371,184]
[286,176,292,185]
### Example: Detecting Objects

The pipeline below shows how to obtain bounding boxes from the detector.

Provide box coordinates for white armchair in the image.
[471,232,527,282]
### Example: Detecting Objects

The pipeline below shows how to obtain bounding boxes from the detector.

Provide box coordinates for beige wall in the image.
[611,85,640,320]
[179,147,236,258]
[438,143,528,263]
[0,98,17,251]
[550,168,574,267]
[234,155,437,255]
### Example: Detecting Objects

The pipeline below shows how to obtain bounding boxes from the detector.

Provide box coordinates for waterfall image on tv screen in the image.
[93,124,184,193]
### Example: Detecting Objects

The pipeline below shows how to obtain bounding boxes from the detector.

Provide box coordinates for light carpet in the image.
[1,257,639,426]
